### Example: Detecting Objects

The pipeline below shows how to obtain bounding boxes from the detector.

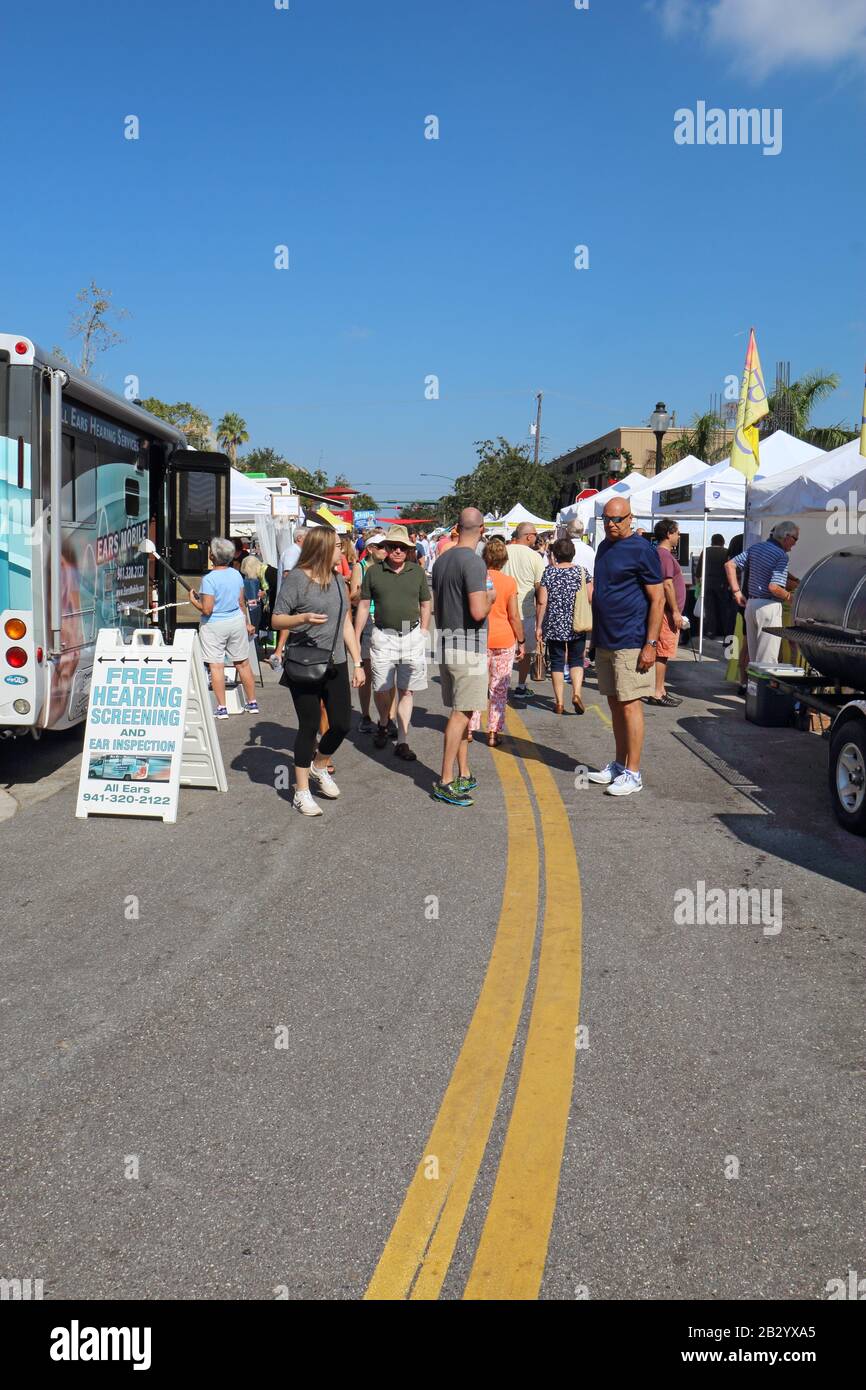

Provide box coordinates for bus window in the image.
[125,477,140,517]
[61,432,97,524]
[178,470,218,541]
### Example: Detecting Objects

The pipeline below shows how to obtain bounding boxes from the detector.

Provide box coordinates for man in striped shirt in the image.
[724,522,800,667]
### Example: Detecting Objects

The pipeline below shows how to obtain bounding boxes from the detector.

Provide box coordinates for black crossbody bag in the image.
[282,580,345,685]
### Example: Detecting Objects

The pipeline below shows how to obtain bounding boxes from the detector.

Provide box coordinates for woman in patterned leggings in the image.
[469,537,525,747]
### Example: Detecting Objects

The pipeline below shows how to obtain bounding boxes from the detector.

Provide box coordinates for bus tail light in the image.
[4,618,26,639]
[6,647,27,667]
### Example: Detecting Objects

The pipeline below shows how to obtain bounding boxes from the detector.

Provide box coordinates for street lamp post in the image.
[649,401,672,476]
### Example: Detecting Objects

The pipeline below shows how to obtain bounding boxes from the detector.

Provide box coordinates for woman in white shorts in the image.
[189,538,258,718]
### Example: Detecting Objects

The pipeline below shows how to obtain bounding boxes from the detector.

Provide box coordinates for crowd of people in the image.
[189,506,801,816]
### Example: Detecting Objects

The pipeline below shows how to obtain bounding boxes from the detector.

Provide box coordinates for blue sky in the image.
[3,0,864,508]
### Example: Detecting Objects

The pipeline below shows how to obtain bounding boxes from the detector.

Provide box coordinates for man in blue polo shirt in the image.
[586,496,664,796]
[724,521,799,668]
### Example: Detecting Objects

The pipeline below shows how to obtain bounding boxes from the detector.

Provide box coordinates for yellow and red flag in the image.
[730,328,769,481]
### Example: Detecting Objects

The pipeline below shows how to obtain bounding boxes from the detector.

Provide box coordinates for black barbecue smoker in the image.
[767,545,866,835]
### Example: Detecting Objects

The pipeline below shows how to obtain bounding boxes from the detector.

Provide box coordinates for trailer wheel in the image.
[829,718,866,835]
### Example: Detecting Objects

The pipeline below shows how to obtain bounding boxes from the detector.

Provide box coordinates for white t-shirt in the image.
[278,540,302,574]
[569,538,596,577]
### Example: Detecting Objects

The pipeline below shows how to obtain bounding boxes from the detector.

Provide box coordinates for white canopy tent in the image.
[230,468,274,523]
[499,502,557,530]
[746,437,865,577]
[651,432,823,518]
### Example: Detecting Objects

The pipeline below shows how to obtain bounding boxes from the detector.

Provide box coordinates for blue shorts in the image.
[546,636,586,672]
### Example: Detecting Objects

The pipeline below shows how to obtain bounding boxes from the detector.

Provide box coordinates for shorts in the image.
[360,615,374,661]
[199,615,250,665]
[440,648,489,711]
[656,612,680,660]
[546,635,587,672]
[520,590,538,654]
[595,646,654,702]
[370,624,428,692]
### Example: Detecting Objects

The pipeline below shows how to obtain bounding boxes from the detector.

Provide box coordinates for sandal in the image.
[486,732,502,747]
[572,692,584,713]
[394,742,417,761]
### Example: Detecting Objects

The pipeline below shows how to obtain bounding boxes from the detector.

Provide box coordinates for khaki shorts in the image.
[595,647,654,702]
[520,590,538,654]
[370,624,428,692]
[440,648,489,711]
[199,615,250,665]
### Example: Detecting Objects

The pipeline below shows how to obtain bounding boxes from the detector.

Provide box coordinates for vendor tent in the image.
[499,502,557,530]
[652,432,823,518]
[746,437,864,577]
[230,468,274,523]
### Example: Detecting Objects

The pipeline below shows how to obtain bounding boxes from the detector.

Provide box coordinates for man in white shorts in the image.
[354,527,431,761]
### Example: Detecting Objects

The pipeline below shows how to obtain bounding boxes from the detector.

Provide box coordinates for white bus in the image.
[0,333,230,737]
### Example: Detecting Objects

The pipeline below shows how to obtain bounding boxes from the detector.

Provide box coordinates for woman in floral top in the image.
[535,537,594,714]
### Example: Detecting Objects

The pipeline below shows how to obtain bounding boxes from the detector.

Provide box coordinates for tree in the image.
[351,493,378,512]
[237,447,289,477]
[663,411,728,465]
[765,369,856,447]
[399,501,440,522]
[216,412,249,465]
[140,398,213,450]
[53,281,130,376]
[449,438,557,518]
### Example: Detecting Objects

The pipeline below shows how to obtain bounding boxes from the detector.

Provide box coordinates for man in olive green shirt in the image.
[354,526,431,759]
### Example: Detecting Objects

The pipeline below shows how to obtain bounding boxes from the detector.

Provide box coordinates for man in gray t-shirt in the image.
[430,508,493,807]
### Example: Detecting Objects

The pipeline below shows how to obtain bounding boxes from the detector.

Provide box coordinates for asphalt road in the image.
[1,647,864,1300]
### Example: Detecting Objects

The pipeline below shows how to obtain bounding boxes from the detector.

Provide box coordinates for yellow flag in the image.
[730,328,769,481]
[859,362,866,458]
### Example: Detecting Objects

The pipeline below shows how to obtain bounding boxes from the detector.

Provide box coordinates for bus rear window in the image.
[178,470,218,541]
[125,478,140,517]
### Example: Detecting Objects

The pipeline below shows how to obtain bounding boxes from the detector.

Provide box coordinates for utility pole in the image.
[533,391,543,467]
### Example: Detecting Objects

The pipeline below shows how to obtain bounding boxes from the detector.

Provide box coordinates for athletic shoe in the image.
[308,764,340,798]
[293,789,323,816]
[432,780,474,807]
[513,684,535,701]
[587,760,624,785]
[359,716,374,734]
[215,706,229,719]
[387,719,398,740]
[605,770,643,797]
[244,700,260,714]
[394,742,417,761]
[373,723,389,748]
[454,774,478,793]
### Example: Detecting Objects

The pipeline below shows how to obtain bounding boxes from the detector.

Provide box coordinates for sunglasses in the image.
[384,543,409,552]
[602,513,631,524]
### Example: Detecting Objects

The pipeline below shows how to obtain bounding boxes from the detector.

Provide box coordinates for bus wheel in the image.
[829,718,866,835]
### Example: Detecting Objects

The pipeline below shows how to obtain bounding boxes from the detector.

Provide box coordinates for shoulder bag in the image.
[282,579,345,685]
[572,566,593,633]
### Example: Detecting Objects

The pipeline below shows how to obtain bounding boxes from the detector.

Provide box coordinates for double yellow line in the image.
[364,708,582,1301]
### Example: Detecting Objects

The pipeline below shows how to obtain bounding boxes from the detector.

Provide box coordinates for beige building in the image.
[548,425,731,511]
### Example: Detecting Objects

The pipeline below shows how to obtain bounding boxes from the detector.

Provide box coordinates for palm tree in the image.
[216,412,249,465]
[663,411,728,466]
[765,370,840,442]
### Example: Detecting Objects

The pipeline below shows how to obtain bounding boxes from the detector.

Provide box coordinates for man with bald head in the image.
[504,521,546,699]
[586,495,664,796]
[430,507,494,806]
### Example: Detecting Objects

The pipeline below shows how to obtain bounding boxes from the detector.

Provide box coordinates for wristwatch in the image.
[647,639,658,648]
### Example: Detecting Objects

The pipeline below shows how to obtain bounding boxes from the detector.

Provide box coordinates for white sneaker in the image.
[308,763,340,798]
[587,760,623,785]
[605,770,643,797]
[293,789,323,817]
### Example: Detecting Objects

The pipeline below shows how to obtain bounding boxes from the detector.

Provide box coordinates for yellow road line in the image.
[586,702,612,727]
[364,748,540,1300]
[463,706,583,1300]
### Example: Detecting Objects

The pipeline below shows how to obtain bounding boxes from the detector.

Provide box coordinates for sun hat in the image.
[382,525,413,546]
